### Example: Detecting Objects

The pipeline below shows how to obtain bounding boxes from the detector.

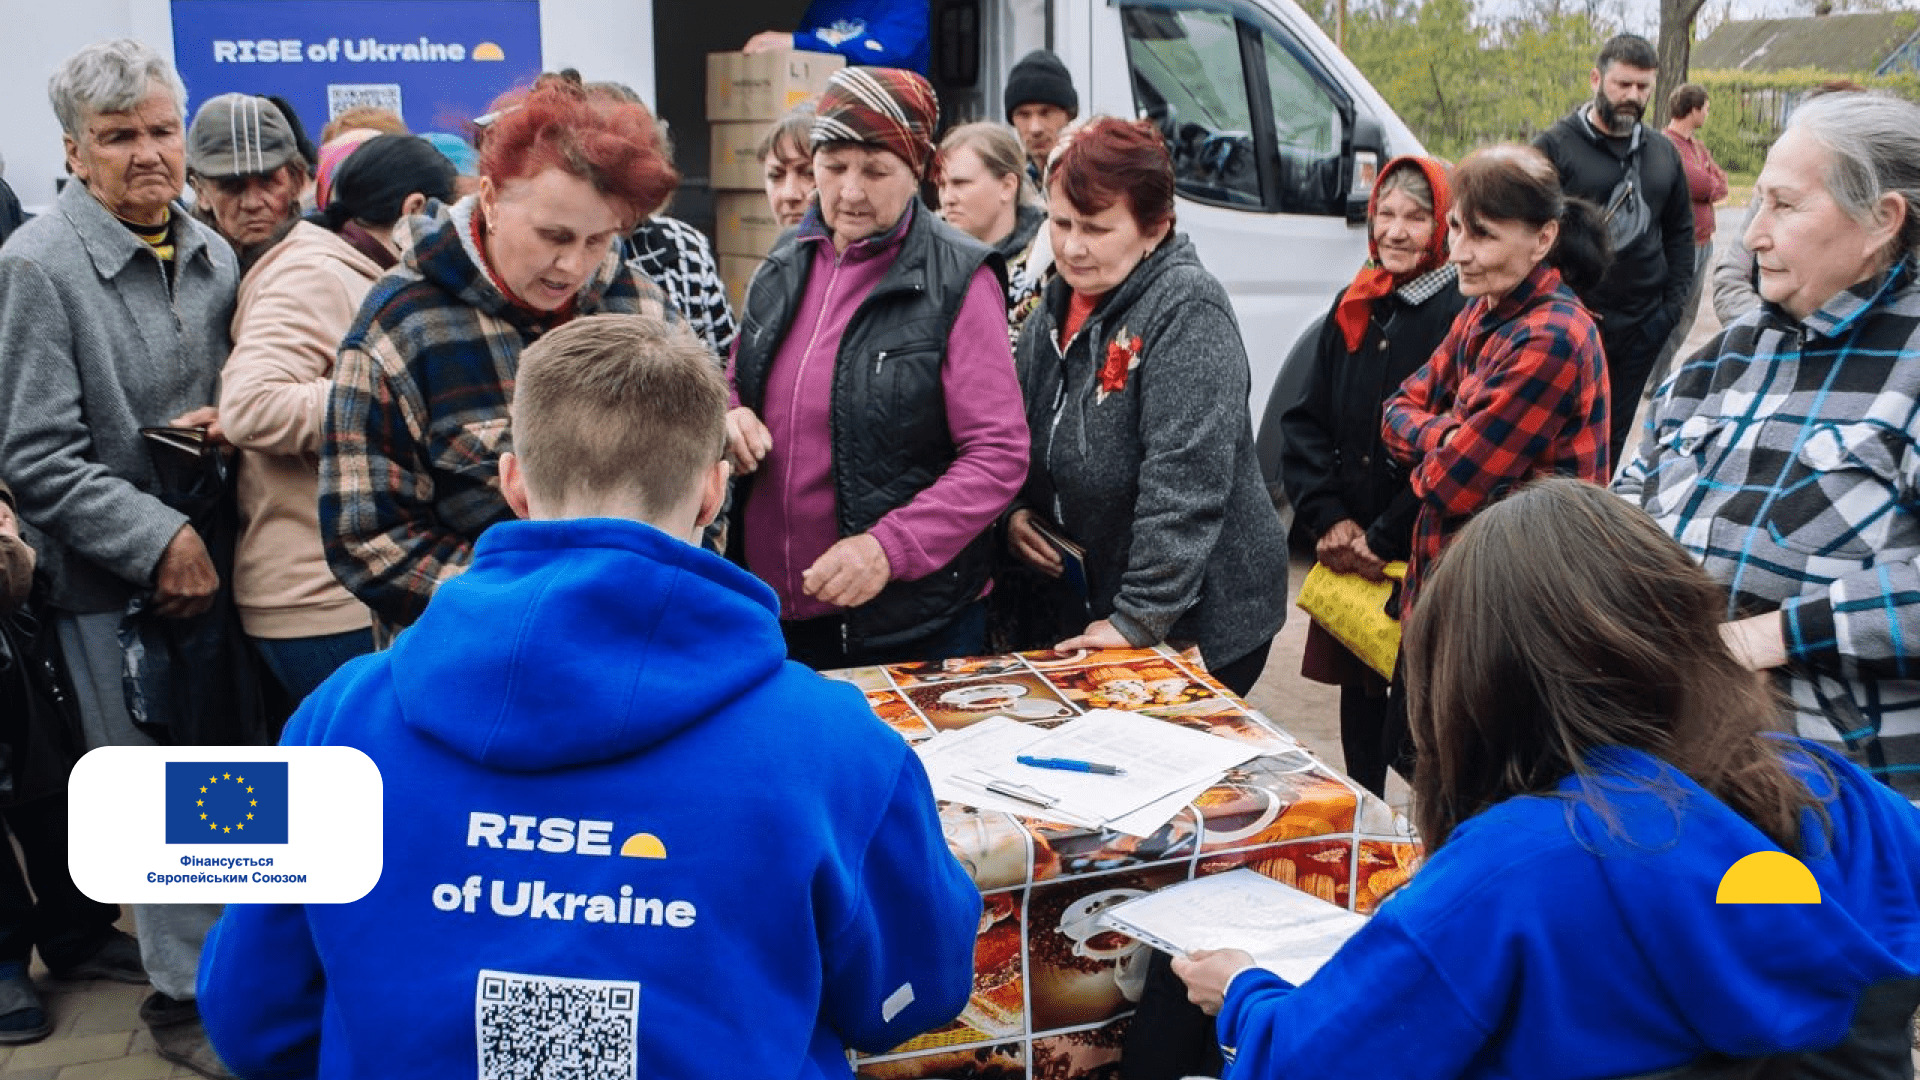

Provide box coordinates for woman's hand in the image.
[0,500,17,540]
[169,405,227,446]
[1056,619,1132,652]
[802,533,892,608]
[1170,948,1258,1016]
[726,407,773,476]
[1721,611,1787,671]
[1346,532,1388,582]
[1007,509,1063,578]
[1316,519,1364,574]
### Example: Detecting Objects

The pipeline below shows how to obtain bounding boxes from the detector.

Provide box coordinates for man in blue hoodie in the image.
[196,313,982,1078]
[742,0,929,73]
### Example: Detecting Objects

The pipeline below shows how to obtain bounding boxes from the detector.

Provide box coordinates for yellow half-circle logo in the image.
[472,42,506,61]
[1717,851,1820,904]
[619,832,667,859]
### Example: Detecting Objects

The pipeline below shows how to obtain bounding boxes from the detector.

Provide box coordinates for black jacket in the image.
[0,177,22,250]
[1535,109,1695,333]
[732,204,1005,650]
[1016,234,1288,668]
[1281,268,1468,560]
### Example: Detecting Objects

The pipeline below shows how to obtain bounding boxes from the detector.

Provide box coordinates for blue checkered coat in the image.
[1617,257,1920,800]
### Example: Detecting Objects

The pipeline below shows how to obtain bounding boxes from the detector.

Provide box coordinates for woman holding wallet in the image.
[1280,155,1464,796]
[1007,117,1287,697]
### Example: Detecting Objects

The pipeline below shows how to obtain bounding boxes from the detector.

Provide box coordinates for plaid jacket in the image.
[319,197,674,629]
[1382,262,1611,608]
[1617,258,1920,799]
[626,215,736,359]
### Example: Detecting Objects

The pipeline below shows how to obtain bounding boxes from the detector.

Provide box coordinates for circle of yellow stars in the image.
[196,772,258,835]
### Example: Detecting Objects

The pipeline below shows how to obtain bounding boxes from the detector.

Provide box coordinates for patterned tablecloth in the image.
[828,645,1419,1080]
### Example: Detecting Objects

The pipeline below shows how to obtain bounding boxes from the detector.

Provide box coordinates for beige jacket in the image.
[221,221,381,638]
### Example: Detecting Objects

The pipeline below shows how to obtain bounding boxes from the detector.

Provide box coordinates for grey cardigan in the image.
[1015,234,1289,669]
[0,181,237,612]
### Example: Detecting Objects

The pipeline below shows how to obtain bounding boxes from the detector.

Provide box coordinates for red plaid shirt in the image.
[1381,262,1611,610]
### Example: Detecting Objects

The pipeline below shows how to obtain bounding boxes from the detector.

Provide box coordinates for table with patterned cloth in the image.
[828,645,1419,1080]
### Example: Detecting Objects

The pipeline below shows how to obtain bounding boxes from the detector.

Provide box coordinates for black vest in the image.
[731,206,1006,650]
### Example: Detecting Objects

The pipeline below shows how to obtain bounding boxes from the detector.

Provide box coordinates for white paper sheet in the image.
[980,709,1261,828]
[912,717,1101,827]
[1095,869,1368,986]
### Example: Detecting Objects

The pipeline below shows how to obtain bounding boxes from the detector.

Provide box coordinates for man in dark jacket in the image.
[1534,33,1694,463]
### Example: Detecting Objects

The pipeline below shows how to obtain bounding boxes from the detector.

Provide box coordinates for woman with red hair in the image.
[320,82,683,633]
[1007,117,1287,694]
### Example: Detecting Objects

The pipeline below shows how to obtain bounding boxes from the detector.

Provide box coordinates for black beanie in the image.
[324,134,458,229]
[1004,50,1078,120]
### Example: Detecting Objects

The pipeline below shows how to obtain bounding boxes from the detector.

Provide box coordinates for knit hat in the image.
[187,93,303,178]
[1004,51,1078,119]
[811,67,941,179]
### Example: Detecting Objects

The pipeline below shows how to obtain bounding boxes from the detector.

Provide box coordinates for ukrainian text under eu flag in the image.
[165,762,289,844]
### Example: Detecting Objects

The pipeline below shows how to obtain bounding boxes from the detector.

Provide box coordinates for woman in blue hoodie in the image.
[1176,477,1920,1079]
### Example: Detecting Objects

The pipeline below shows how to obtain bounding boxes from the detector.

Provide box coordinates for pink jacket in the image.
[734,220,1029,621]
[221,221,380,638]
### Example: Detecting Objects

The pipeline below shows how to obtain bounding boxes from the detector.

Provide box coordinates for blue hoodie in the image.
[198,518,981,1079]
[790,0,928,73]
[1218,740,1920,1079]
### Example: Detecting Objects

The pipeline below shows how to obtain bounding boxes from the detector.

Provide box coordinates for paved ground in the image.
[25,205,1912,1078]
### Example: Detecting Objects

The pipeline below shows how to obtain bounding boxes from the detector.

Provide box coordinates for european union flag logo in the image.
[165,763,288,844]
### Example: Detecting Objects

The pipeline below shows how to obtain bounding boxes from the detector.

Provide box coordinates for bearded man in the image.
[1535,33,1695,464]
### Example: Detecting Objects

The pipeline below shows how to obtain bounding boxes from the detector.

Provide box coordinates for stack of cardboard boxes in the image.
[706,49,844,311]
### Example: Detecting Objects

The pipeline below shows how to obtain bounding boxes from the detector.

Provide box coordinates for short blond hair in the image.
[511,315,727,516]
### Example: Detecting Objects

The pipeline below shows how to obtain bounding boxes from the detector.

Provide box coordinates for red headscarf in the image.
[1333,156,1452,353]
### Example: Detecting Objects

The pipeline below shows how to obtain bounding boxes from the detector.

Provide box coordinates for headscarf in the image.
[314,128,379,210]
[1333,156,1452,353]
[810,67,940,179]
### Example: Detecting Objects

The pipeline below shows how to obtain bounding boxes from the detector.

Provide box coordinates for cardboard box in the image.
[711,121,769,190]
[706,49,843,122]
[714,192,785,258]
[720,255,763,312]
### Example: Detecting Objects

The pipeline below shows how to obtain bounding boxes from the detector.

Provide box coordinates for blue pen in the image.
[1017,755,1127,776]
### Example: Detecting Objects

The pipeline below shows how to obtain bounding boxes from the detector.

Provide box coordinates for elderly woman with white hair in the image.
[1618,92,1920,803]
[0,38,239,1076]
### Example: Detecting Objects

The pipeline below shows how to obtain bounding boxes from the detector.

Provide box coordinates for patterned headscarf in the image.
[810,67,940,179]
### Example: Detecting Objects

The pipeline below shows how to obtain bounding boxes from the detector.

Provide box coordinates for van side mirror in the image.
[1346,117,1386,225]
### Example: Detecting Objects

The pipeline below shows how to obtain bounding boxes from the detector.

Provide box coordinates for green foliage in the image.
[1322,0,1920,167]
[1691,69,1920,175]
[1330,0,1612,159]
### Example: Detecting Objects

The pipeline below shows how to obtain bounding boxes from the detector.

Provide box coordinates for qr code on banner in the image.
[327,84,403,120]
[475,969,640,1080]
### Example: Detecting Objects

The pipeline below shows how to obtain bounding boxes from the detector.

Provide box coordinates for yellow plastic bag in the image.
[1294,561,1408,679]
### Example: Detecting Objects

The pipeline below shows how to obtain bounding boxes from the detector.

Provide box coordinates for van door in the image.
[1106,0,1373,426]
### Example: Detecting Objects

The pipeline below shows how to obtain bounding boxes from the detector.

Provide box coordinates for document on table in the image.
[913,717,1102,827]
[1094,869,1368,986]
[984,709,1261,831]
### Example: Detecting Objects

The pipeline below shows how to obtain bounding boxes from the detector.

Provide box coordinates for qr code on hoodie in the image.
[475,969,640,1080]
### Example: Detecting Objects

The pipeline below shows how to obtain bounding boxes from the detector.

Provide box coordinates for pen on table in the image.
[1017,755,1127,776]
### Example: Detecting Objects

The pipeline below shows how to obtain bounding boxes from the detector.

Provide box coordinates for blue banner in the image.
[170,0,543,142]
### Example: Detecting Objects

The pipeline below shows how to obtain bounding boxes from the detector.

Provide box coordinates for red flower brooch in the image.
[1097,328,1143,404]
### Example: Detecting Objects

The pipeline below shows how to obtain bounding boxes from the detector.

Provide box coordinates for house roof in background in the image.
[1694,11,1920,73]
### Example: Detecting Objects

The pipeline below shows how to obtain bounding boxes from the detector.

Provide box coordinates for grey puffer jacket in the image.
[1015,234,1288,669]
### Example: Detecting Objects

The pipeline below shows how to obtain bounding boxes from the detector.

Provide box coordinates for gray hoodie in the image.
[1015,234,1288,668]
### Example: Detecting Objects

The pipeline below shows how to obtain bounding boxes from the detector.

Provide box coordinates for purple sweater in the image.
[736,210,1028,621]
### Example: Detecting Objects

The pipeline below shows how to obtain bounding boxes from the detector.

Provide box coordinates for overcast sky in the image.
[1485,0,1918,37]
